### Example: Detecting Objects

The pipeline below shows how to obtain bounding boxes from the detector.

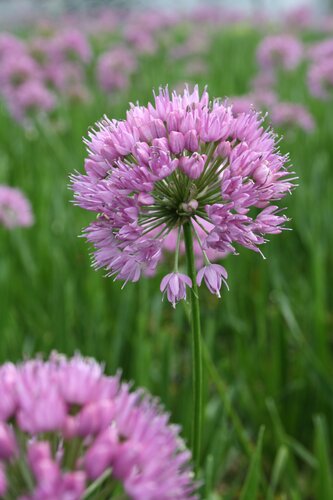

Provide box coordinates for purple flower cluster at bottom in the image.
[0,353,197,500]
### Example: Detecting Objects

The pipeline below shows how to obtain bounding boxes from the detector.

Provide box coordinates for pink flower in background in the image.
[0,53,40,91]
[257,34,303,71]
[49,28,91,64]
[230,88,277,116]
[84,7,120,35]
[307,38,333,62]
[5,80,56,121]
[229,95,255,115]
[97,46,137,93]
[283,6,314,30]
[170,32,210,60]
[123,26,157,55]
[43,60,85,93]
[71,85,294,305]
[229,90,277,115]
[0,33,26,61]
[0,186,34,229]
[185,58,208,77]
[308,58,333,99]
[28,36,53,66]
[270,102,315,132]
[254,89,277,108]
[0,353,197,499]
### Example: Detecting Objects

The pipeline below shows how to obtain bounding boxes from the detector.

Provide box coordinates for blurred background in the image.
[0,0,331,25]
[0,0,333,498]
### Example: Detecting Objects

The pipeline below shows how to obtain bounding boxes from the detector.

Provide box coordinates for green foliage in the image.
[240,426,265,500]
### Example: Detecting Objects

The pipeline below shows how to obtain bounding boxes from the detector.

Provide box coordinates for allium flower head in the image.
[5,80,56,122]
[270,102,314,132]
[0,53,40,90]
[308,58,333,99]
[0,353,197,499]
[97,46,137,93]
[307,38,333,62]
[71,85,295,305]
[49,28,91,64]
[0,185,34,229]
[0,33,26,62]
[257,35,303,71]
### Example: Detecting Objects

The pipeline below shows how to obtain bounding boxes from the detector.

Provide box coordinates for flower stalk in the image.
[183,221,203,472]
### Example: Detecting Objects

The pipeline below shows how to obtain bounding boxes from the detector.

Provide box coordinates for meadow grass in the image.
[0,24,333,498]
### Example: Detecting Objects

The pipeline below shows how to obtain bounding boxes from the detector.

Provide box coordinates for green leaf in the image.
[267,445,289,500]
[240,426,265,500]
[313,415,333,500]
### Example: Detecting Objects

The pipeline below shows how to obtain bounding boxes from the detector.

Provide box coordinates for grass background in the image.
[0,22,333,499]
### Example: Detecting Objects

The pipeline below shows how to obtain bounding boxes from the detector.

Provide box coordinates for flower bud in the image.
[184,129,199,152]
[179,153,205,179]
[252,161,271,184]
[169,131,185,154]
[133,142,150,164]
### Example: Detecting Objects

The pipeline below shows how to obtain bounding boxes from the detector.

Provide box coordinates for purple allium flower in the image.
[49,28,91,64]
[308,58,333,100]
[170,32,210,60]
[229,95,255,115]
[43,61,84,91]
[185,59,209,77]
[97,47,137,93]
[283,6,314,29]
[160,272,193,308]
[123,26,157,55]
[0,185,34,229]
[196,264,228,297]
[250,70,276,91]
[0,33,26,62]
[0,353,197,500]
[270,102,315,132]
[71,85,295,305]
[0,53,40,91]
[307,38,333,62]
[4,80,56,122]
[230,91,276,116]
[256,35,303,71]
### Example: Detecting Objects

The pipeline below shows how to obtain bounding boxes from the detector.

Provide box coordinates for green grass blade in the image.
[240,426,265,500]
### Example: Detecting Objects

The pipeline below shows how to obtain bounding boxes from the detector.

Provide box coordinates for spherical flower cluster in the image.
[283,5,313,30]
[0,34,56,123]
[230,90,277,116]
[307,37,333,62]
[270,102,314,132]
[256,35,303,71]
[48,28,92,64]
[0,353,196,500]
[0,28,92,124]
[0,185,34,229]
[97,46,137,93]
[308,56,333,100]
[71,85,294,306]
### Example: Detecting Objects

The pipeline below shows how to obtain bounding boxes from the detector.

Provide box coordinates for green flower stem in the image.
[183,221,203,472]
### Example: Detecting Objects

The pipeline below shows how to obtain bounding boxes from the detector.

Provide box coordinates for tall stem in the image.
[183,221,203,471]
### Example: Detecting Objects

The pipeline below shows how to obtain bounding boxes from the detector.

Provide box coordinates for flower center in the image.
[139,150,226,235]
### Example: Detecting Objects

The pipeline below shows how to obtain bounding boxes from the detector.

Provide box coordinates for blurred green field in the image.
[1,25,333,499]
